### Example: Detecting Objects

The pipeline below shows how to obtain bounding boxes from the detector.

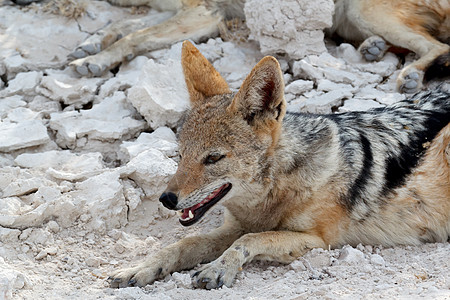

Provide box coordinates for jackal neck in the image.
[272,112,341,193]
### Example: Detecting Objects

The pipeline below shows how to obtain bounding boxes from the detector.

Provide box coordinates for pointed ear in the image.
[228,56,286,127]
[181,40,230,106]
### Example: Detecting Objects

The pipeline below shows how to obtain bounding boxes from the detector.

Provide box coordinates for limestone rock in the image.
[245,0,334,59]
[127,59,189,129]
[122,149,178,199]
[121,127,178,160]
[339,98,385,112]
[0,120,50,152]
[37,68,109,108]
[49,91,146,149]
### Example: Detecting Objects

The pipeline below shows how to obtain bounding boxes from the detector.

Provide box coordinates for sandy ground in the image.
[0,1,449,300]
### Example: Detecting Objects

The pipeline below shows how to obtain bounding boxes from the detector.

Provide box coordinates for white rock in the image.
[49,92,146,149]
[334,43,400,78]
[127,59,189,129]
[245,0,334,59]
[2,54,28,79]
[302,89,353,113]
[370,254,385,266]
[99,56,150,99]
[338,98,385,112]
[1,177,42,198]
[27,95,61,115]
[289,260,307,272]
[6,107,41,123]
[211,43,258,90]
[23,228,53,245]
[0,190,58,229]
[172,272,192,288]
[317,79,355,93]
[293,53,382,87]
[69,171,128,232]
[0,96,26,119]
[121,127,178,160]
[15,150,104,174]
[46,220,60,233]
[0,260,29,300]
[354,53,400,77]
[3,71,42,96]
[0,155,14,168]
[0,6,87,78]
[0,120,50,152]
[355,86,405,106]
[337,245,366,265]
[0,227,20,243]
[333,43,364,64]
[122,149,178,199]
[286,96,308,113]
[37,68,109,107]
[285,80,314,96]
[0,198,22,227]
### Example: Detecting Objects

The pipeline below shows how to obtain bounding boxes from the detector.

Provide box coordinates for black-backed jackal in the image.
[108,41,450,289]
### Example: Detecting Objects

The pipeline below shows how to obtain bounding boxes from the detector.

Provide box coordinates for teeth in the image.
[177,211,183,217]
[188,210,194,219]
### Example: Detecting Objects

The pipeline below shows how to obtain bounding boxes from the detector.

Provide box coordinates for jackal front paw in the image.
[69,32,124,59]
[108,265,165,288]
[359,36,387,61]
[397,68,424,94]
[70,43,102,59]
[192,260,240,289]
[69,55,113,77]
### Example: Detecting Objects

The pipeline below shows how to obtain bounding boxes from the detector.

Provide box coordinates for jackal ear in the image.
[181,40,230,105]
[229,56,286,126]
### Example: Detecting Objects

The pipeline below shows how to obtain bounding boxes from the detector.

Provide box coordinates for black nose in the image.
[159,192,178,210]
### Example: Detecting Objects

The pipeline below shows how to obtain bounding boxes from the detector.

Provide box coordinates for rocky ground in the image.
[0,1,449,299]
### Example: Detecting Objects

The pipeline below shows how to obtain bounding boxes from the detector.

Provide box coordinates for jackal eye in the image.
[204,153,225,165]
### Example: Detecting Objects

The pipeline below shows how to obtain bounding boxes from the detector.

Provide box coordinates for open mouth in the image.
[178,183,232,226]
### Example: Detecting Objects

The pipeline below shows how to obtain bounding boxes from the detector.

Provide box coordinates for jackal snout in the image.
[159,191,178,210]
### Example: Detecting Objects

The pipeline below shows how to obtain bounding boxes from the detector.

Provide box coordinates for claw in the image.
[112,277,122,283]
[217,279,224,288]
[128,278,137,286]
[192,271,201,278]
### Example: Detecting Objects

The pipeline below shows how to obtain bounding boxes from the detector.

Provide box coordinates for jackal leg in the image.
[70,5,223,76]
[354,15,449,93]
[69,12,174,59]
[192,231,326,289]
[108,220,242,288]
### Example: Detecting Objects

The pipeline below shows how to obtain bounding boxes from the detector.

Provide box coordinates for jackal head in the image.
[159,41,286,226]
